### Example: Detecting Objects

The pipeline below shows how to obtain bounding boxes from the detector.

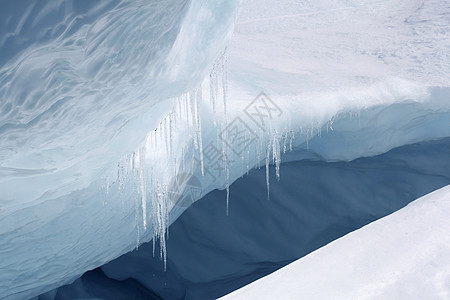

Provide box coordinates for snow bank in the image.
[222,184,450,300]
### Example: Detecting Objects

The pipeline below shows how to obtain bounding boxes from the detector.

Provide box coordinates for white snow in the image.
[221,184,450,300]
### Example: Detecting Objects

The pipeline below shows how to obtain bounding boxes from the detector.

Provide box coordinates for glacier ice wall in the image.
[0,0,244,299]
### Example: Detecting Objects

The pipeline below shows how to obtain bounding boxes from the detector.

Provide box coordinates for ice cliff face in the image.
[0,1,243,299]
[1,0,450,299]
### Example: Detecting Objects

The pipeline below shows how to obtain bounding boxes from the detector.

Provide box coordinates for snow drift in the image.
[222,184,450,300]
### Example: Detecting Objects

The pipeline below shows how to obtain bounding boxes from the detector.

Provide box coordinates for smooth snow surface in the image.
[1,0,450,299]
[222,184,450,300]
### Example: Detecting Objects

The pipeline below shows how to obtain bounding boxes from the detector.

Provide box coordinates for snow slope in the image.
[222,184,450,300]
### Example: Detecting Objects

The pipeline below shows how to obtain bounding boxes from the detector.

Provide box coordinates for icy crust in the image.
[231,0,450,91]
[222,184,450,300]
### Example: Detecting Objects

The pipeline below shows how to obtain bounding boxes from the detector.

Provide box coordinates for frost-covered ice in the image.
[1,0,450,299]
[0,1,244,298]
[221,184,450,300]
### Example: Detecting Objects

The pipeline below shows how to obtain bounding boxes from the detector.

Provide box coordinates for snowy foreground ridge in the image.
[222,185,450,300]
[1,0,450,299]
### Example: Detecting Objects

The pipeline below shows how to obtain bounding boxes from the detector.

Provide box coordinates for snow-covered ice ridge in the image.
[222,184,450,300]
[1,0,450,299]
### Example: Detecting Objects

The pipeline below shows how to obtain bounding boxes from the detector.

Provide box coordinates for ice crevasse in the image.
[1,0,450,299]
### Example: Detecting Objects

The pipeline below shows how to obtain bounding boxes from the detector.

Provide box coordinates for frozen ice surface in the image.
[1,0,450,299]
[0,0,244,299]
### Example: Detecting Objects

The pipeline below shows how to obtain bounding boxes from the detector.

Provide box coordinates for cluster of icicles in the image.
[103,49,333,269]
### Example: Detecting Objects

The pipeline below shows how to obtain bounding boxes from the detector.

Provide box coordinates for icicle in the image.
[163,117,169,157]
[225,151,230,215]
[265,138,271,201]
[133,160,140,249]
[150,174,156,258]
[306,128,310,150]
[218,47,230,215]
[246,143,250,175]
[139,147,147,231]
[135,194,140,249]
[221,48,228,116]
[196,88,204,176]
[155,180,168,270]
[257,127,264,169]
[241,131,246,176]
[220,130,230,215]
[289,130,295,152]
[210,64,217,125]
[220,122,230,215]
[169,113,174,173]
[272,133,281,181]
[256,138,261,170]
[190,91,198,149]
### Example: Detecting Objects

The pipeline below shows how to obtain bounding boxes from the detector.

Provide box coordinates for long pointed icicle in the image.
[139,147,147,231]
[190,91,198,150]
[221,130,230,215]
[210,64,217,125]
[272,132,281,181]
[133,152,140,249]
[169,113,174,173]
[265,138,271,201]
[220,48,230,214]
[196,88,204,176]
